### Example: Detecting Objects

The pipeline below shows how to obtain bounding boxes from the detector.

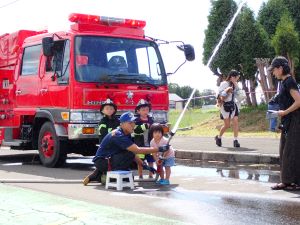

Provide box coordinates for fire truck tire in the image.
[38,122,67,167]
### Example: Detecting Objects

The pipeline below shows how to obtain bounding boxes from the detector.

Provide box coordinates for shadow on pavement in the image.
[223,147,258,152]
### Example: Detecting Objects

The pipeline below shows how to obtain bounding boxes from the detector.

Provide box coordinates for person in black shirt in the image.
[268,56,300,190]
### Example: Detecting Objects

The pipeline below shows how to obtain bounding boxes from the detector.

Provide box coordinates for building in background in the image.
[169,93,184,110]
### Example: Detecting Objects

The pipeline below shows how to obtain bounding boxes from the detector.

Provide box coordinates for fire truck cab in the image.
[0,13,195,167]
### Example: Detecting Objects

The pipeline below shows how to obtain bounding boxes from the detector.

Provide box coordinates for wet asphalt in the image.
[1,137,300,225]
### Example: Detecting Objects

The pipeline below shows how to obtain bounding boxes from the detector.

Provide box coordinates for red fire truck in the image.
[0,13,194,167]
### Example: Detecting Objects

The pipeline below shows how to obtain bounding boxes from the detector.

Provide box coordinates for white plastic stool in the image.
[105,170,134,191]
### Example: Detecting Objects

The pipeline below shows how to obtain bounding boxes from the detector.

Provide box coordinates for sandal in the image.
[271,183,300,191]
[284,183,300,191]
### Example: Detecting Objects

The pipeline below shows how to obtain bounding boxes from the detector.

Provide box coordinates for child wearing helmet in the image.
[133,99,155,179]
[98,99,120,144]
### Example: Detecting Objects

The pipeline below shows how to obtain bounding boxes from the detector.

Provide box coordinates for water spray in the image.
[167,0,247,144]
[167,88,197,144]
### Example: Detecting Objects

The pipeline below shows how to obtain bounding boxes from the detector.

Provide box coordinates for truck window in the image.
[44,40,70,84]
[136,47,161,79]
[58,40,70,84]
[74,36,166,85]
[107,51,128,73]
[21,45,41,76]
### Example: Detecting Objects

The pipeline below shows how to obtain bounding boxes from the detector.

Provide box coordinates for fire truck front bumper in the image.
[68,124,99,139]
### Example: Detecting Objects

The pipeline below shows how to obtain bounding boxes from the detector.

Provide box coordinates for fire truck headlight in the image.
[83,112,102,121]
[70,112,83,121]
[152,111,168,123]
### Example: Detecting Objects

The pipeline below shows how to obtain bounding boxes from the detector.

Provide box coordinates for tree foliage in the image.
[257,0,289,37]
[271,12,300,75]
[257,0,300,82]
[202,0,237,73]
[282,0,300,33]
[283,0,300,80]
[233,7,263,79]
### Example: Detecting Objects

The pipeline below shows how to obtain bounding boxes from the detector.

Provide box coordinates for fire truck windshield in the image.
[74,36,167,86]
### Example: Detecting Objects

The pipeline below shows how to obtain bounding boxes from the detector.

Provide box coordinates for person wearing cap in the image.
[268,56,300,190]
[133,99,155,179]
[215,69,241,148]
[82,112,170,186]
[98,99,120,144]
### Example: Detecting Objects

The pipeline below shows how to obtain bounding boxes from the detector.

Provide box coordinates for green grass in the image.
[169,108,215,128]
[168,105,280,137]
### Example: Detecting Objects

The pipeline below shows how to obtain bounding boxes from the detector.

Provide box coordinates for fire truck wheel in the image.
[38,122,67,167]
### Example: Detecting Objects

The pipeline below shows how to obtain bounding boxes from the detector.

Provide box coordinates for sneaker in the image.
[82,176,90,186]
[215,135,222,147]
[159,179,170,185]
[156,179,163,184]
[233,140,240,148]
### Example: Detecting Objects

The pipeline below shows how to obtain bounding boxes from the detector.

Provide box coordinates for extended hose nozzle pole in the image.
[167,88,197,145]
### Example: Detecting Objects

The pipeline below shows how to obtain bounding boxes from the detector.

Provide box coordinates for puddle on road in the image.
[175,159,280,183]
[0,154,280,183]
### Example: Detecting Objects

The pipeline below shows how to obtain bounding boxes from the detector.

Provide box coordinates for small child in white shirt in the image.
[149,123,175,185]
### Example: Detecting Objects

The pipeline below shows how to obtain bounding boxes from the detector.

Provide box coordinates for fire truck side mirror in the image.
[42,37,54,57]
[183,44,195,61]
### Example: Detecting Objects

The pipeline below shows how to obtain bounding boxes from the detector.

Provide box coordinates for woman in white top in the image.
[215,70,241,148]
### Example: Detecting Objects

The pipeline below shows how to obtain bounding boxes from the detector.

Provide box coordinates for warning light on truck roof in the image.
[68,13,146,29]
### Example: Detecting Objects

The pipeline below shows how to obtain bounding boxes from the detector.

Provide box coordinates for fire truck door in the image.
[39,40,70,109]
[15,45,41,108]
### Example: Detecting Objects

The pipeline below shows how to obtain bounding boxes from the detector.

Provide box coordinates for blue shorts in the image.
[145,154,155,163]
[162,157,175,167]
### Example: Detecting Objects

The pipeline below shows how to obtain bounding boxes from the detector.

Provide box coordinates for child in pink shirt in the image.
[150,123,175,185]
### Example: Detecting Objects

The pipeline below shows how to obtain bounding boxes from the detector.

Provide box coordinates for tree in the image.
[168,83,181,94]
[254,24,275,102]
[231,7,259,105]
[168,83,202,108]
[257,0,288,37]
[283,0,300,34]
[203,1,271,106]
[258,0,300,82]
[203,0,238,73]
[271,12,300,77]
[282,0,300,81]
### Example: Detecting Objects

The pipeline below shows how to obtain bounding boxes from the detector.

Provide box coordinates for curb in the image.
[175,150,279,164]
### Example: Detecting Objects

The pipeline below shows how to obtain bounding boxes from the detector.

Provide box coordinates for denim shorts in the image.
[162,157,175,167]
